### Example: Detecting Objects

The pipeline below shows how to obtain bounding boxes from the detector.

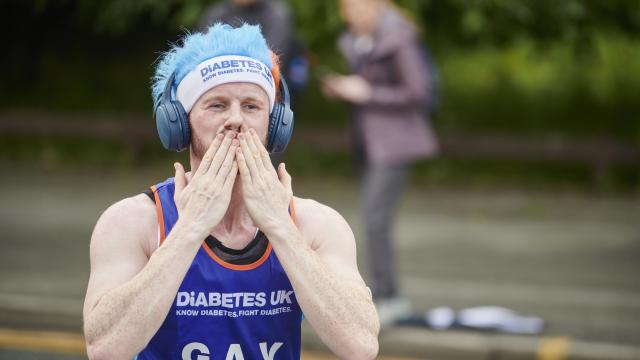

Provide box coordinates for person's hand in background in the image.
[321,74,372,104]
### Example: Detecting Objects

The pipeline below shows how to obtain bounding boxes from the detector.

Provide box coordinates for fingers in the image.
[238,131,262,181]
[321,81,337,99]
[216,139,239,180]
[277,163,292,194]
[195,133,224,177]
[249,128,277,175]
[222,161,239,193]
[174,162,186,196]
[204,131,235,177]
[243,128,264,169]
[236,146,251,185]
[321,77,339,97]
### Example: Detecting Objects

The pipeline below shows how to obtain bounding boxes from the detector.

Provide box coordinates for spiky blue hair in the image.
[151,23,273,107]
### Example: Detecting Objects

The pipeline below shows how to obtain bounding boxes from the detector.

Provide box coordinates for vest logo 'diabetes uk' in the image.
[199,59,274,86]
[175,290,295,318]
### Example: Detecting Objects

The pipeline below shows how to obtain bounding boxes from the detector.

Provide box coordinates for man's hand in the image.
[173,131,239,237]
[236,127,292,233]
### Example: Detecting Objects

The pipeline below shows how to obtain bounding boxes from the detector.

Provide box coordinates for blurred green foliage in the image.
[1,0,639,188]
[437,34,640,140]
[3,0,638,137]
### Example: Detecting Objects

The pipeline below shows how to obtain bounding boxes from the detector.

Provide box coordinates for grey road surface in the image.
[0,167,638,353]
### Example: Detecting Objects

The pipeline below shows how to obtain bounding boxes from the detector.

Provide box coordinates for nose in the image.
[223,102,243,133]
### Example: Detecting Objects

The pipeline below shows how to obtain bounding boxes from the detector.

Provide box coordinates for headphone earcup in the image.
[267,102,294,154]
[267,105,281,152]
[175,101,191,151]
[155,100,190,152]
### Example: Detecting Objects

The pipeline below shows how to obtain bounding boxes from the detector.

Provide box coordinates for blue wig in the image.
[151,23,273,106]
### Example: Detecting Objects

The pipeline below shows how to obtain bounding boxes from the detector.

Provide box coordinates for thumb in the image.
[174,162,186,196]
[277,163,292,194]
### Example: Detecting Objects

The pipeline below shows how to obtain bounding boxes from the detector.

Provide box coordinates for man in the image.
[83,23,379,360]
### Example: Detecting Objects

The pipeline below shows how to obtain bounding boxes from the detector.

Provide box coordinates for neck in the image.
[190,152,256,250]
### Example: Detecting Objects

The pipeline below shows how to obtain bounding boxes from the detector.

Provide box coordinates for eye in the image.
[243,102,262,111]
[208,102,226,110]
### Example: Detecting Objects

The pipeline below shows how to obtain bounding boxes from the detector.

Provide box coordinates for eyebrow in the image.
[200,93,266,105]
[241,95,266,105]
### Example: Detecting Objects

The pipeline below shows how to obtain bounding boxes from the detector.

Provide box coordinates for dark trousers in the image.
[361,162,409,300]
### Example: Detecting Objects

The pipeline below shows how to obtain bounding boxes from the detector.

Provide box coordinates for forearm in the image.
[366,83,426,108]
[266,221,379,360]
[84,221,203,359]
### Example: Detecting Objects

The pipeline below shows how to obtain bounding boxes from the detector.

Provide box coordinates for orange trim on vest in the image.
[201,199,298,270]
[289,198,299,226]
[153,191,298,270]
[150,185,166,245]
[202,242,273,271]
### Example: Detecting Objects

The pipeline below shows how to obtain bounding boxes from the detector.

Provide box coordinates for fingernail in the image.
[174,163,178,170]
[217,133,223,139]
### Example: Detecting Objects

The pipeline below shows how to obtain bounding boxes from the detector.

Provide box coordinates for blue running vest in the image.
[136,178,302,360]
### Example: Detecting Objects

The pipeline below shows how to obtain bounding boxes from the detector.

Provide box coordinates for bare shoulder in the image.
[98,193,156,222]
[92,193,158,257]
[291,197,364,284]
[292,196,354,250]
[84,194,158,315]
[292,196,347,228]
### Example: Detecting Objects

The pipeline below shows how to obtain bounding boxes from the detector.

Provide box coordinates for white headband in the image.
[176,55,276,113]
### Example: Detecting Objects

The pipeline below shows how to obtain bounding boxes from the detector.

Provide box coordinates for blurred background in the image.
[1,0,638,359]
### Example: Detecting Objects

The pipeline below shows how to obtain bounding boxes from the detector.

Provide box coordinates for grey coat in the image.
[338,8,439,165]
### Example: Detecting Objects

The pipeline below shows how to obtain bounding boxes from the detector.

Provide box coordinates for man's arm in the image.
[271,199,379,360]
[83,133,238,359]
[236,129,379,360]
[83,195,207,360]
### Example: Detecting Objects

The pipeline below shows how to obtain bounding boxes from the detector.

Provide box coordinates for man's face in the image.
[189,82,271,159]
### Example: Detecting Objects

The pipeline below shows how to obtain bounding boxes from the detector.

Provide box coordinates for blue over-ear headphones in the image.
[154,71,294,153]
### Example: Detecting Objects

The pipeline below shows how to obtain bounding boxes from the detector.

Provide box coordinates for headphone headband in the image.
[162,72,176,104]
[279,77,291,125]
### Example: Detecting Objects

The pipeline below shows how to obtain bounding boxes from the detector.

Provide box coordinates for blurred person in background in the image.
[198,0,309,112]
[322,0,439,326]
[83,23,378,359]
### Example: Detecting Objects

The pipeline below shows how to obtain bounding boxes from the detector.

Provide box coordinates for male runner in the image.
[82,23,379,360]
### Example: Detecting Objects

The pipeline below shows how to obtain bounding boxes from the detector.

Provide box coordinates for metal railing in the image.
[2,112,638,189]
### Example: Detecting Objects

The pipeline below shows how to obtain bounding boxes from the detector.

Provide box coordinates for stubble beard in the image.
[190,129,208,160]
